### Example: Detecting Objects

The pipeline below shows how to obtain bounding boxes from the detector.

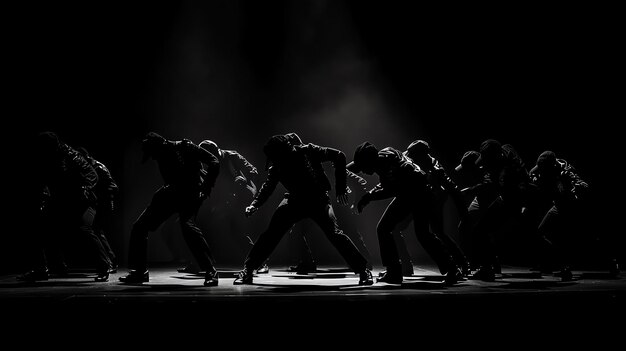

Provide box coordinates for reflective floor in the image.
[2,264,624,342]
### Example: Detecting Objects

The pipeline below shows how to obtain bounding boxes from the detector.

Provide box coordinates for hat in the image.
[285,132,303,146]
[455,150,480,172]
[347,141,378,173]
[141,132,166,163]
[263,135,293,170]
[536,150,557,166]
[475,139,502,166]
[264,134,291,154]
[406,140,430,160]
[37,131,60,150]
[531,150,558,174]
[199,140,220,158]
[75,146,90,158]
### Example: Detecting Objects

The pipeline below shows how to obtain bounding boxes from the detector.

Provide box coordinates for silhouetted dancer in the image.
[348,142,462,285]
[283,133,373,274]
[528,150,617,280]
[18,132,111,282]
[176,139,263,274]
[454,150,483,203]
[403,140,471,276]
[233,134,373,285]
[76,146,119,274]
[119,132,220,286]
[454,150,483,270]
[464,139,530,281]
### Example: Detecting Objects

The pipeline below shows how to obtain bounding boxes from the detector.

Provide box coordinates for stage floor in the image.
[2,264,624,306]
[2,264,624,339]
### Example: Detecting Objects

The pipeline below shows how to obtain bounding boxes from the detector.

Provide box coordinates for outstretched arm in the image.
[564,167,589,201]
[356,184,394,213]
[246,165,279,216]
[196,145,220,195]
[95,161,119,210]
[66,147,99,202]
[346,169,367,187]
[310,144,348,197]
[224,150,259,180]
[67,148,99,191]
[224,150,259,196]
[367,183,394,201]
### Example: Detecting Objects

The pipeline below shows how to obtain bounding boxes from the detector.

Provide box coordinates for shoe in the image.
[530,262,554,274]
[402,261,415,277]
[177,265,200,274]
[461,262,472,277]
[470,266,495,282]
[95,272,109,282]
[539,264,554,274]
[108,264,118,274]
[50,263,69,277]
[358,269,374,286]
[255,264,269,274]
[204,270,219,287]
[289,261,317,274]
[119,270,149,283]
[556,267,573,282]
[376,268,403,284]
[444,267,464,286]
[233,268,253,285]
[493,261,502,275]
[16,269,49,282]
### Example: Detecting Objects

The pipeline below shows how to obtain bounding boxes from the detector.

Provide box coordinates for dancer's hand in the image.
[245,205,258,217]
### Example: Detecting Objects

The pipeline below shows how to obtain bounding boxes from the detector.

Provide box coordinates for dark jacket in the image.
[85,157,119,208]
[251,143,347,207]
[529,158,589,207]
[404,151,459,196]
[219,149,258,185]
[473,143,530,204]
[367,147,429,201]
[155,139,220,196]
[40,144,99,206]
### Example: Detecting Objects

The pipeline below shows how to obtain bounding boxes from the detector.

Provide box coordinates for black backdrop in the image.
[6,1,622,273]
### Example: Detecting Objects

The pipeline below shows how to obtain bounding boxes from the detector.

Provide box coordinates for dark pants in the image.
[539,200,617,272]
[458,196,488,268]
[288,221,317,266]
[35,201,110,273]
[243,196,368,273]
[289,205,373,269]
[378,196,456,274]
[94,204,117,268]
[128,186,216,273]
[395,194,468,270]
[537,204,575,270]
[465,195,522,269]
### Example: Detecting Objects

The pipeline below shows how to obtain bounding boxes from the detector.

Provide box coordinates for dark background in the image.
[6,1,622,273]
